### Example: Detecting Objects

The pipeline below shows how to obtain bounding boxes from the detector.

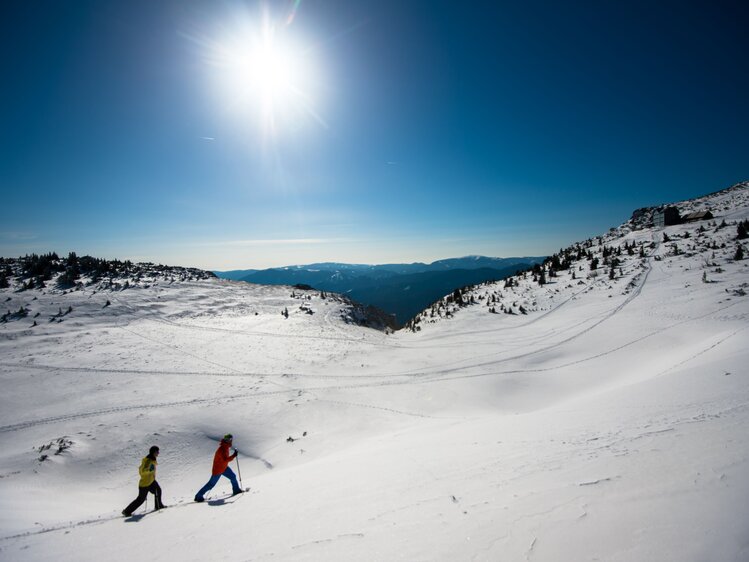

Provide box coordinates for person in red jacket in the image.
[194,434,243,502]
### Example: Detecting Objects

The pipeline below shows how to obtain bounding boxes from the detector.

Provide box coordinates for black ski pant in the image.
[123,481,163,515]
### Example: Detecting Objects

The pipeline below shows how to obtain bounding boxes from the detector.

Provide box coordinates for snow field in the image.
[0,184,748,560]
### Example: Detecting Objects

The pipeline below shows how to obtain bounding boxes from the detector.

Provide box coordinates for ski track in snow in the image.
[116,324,300,395]
[414,231,659,346]
[310,399,454,420]
[0,491,243,542]
[407,299,748,386]
[384,245,658,375]
[0,514,123,542]
[0,389,296,434]
[413,268,616,343]
[290,532,366,551]
[130,303,399,349]
[1,295,744,436]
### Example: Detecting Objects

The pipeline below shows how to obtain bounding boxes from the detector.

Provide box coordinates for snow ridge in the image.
[406,181,749,331]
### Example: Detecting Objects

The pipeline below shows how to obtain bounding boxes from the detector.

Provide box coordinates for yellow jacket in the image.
[138,456,157,487]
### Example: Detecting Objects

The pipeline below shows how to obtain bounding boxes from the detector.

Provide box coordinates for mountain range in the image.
[215,256,545,325]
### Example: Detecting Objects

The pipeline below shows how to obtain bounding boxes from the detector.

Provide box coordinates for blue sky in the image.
[1,0,747,269]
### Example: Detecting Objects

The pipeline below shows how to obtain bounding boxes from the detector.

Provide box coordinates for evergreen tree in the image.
[67,252,79,271]
[735,245,745,261]
[452,288,464,305]
[738,220,748,240]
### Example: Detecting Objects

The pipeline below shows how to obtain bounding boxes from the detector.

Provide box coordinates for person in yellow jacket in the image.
[122,446,165,516]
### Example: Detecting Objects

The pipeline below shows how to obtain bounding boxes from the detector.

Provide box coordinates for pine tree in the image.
[735,245,745,261]
[452,288,463,305]
[738,221,748,240]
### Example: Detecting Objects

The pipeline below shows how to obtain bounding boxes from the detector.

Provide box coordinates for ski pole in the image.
[235,450,243,489]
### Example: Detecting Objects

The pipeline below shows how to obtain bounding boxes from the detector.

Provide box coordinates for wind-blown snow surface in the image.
[1,186,748,561]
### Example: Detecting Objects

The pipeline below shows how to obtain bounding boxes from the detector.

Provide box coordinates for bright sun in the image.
[210,14,322,138]
[229,33,298,113]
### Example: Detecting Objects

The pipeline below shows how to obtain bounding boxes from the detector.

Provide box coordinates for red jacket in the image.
[212,441,237,475]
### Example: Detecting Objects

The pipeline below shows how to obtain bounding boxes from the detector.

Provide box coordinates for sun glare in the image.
[207,9,323,139]
[228,33,297,111]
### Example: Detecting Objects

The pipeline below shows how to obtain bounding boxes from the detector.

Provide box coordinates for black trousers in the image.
[123,481,163,515]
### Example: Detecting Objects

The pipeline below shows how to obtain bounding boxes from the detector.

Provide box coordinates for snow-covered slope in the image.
[407,181,749,330]
[1,183,748,561]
